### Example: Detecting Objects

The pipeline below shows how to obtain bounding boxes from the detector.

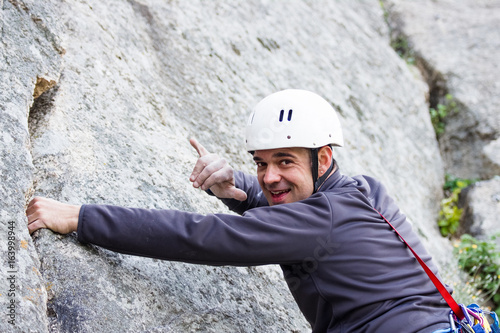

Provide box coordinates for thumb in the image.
[229,188,248,201]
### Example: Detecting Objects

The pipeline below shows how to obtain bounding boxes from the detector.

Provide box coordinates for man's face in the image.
[253,147,314,206]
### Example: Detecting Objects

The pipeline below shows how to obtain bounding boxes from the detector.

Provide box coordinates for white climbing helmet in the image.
[245,89,343,151]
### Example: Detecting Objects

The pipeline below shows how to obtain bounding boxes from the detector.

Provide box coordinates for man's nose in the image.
[263,164,281,184]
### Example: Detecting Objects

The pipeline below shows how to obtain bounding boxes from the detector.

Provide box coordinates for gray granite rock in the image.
[460,178,500,243]
[0,0,63,332]
[383,0,500,179]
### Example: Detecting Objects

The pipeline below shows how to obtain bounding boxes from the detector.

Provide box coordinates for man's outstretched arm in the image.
[26,197,81,235]
[26,138,245,235]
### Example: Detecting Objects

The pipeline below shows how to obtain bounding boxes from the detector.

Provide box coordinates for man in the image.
[27,89,452,332]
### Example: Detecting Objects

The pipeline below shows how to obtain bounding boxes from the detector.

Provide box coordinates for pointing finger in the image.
[189,138,209,157]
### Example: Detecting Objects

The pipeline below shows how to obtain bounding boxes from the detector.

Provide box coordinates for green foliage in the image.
[438,193,463,236]
[380,0,416,66]
[454,234,500,316]
[430,94,458,136]
[391,35,415,65]
[443,174,476,195]
[438,175,476,237]
[379,1,388,21]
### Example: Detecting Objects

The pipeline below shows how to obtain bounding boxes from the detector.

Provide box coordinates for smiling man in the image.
[27,90,453,332]
[253,148,328,205]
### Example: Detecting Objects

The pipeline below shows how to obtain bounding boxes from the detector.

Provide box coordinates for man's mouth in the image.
[269,189,291,202]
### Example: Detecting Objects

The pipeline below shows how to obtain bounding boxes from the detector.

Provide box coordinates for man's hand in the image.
[26,197,81,235]
[189,138,247,201]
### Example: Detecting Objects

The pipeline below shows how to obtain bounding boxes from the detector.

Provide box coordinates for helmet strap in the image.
[311,147,335,193]
[311,148,319,192]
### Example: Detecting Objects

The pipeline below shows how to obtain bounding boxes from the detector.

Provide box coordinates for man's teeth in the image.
[271,190,289,195]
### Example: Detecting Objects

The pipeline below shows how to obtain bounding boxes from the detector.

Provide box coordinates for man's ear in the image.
[317,146,333,176]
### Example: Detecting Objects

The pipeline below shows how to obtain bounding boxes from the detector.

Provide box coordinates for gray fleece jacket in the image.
[77,168,452,332]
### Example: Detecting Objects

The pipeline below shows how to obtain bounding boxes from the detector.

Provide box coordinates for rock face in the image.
[0,0,497,332]
[384,0,500,180]
[1,1,62,332]
[460,177,500,243]
[384,0,500,264]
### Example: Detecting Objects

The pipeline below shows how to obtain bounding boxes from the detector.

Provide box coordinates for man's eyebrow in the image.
[273,152,296,158]
[253,152,297,162]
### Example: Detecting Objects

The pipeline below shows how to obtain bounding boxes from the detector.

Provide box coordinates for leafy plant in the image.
[391,35,415,65]
[438,193,463,236]
[430,94,458,136]
[443,174,476,195]
[454,234,500,316]
[438,175,476,237]
[380,0,416,66]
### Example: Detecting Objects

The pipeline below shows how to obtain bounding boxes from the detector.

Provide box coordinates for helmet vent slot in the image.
[278,109,294,122]
[250,112,256,124]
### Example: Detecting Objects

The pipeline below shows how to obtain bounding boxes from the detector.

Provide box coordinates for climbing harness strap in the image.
[373,209,500,333]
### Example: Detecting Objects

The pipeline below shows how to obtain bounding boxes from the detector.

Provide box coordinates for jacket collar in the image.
[316,162,357,192]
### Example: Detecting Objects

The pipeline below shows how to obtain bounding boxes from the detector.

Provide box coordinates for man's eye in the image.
[281,160,292,165]
[256,162,265,167]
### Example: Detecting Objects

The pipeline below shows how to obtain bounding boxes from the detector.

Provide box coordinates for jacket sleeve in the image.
[76,193,333,266]
[211,170,269,215]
